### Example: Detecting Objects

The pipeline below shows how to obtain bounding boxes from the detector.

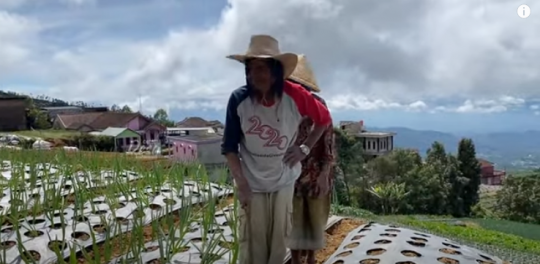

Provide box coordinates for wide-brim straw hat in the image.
[288,54,321,93]
[226,35,298,79]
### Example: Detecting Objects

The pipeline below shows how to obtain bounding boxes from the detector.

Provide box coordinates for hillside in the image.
[374,126,540,171]
[0,90,93,108]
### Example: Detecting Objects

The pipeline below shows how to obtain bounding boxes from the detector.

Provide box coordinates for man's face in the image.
[247,59,274,92]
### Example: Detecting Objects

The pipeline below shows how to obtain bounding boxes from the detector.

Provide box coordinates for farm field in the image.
[0,149,237,264]
[0,148,534,264]
[0,149,367,264]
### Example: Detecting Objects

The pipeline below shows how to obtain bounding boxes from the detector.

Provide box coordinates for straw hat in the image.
[226,35,298,78]
[288,54,321,93]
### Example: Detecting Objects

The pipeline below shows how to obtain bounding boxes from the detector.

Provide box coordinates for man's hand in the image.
[283,145,307,168]
[236,179,252,208]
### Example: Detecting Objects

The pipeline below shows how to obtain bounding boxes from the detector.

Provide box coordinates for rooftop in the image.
[41,106,82,110]
[167,127,214,131]
[168,134,221,143]
[358,131,396,138]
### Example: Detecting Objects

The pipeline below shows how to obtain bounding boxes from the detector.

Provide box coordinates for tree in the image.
[457,138,482,216]
[153,108,175,127]
[25,98,52,129]
[153,109,169,121]
[497,174,540,223]
[333,128,363,206]
[110,104,121,112]
[446,155,468,217]
[121,105,132,113]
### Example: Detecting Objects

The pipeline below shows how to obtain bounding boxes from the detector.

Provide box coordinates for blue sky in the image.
[1,0,539,133]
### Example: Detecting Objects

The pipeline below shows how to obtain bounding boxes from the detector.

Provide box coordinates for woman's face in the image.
[247,59,274,93]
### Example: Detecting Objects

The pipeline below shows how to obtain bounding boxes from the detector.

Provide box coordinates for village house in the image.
[169,128,224,164]
[176,117,224,133]
[340,120,396,160]
[53,112,165,148]
[478,158,506,185]
[41,106,109,122]
[0,97,28,131]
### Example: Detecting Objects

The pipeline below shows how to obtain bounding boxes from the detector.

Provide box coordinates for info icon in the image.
[517,4,531,18]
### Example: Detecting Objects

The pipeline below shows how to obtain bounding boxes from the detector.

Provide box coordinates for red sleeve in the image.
[283,81,332,126]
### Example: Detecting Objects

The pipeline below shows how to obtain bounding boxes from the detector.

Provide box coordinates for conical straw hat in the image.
[288,54,320,92]
[226,35,298,79]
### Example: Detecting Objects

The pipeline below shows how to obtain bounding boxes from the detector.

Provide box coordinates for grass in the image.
[467,218,540,242]
[1,129,80,139]
[392,215,540,255]
[0,148,239,264]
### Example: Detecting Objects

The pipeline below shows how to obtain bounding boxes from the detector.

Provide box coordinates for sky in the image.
[1,0,539,133]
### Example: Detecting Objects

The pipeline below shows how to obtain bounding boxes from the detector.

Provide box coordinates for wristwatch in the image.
[299,144,311,156]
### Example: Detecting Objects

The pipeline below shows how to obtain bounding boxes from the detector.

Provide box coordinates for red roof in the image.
[57,112,160,131]
[176,117,211,128]
[477,158,494,168]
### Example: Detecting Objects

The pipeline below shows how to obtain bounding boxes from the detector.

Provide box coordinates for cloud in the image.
[1,0,540,115]
[431,96,526,113]
[0,11,41,76]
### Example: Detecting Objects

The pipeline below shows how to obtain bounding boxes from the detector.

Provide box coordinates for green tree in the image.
[153,108,175,127]
[446,155,468,217]
[457,138,482,216]
[421,141,451,214]
[367,182,410,214]
[121,105,132,113]
[25,98,52,129]
[110,104,120,112]
[497,174,540,223]
[333,128,364,206]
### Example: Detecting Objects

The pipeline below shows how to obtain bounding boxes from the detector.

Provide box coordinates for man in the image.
[221,35,332,264]
[287,55,335,264]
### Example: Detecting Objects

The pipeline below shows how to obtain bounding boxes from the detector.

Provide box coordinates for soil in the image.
[64,195,235,264]
[314,219,366,263]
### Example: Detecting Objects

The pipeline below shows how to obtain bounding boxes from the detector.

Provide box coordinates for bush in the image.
[68,134,115,151]
[19,134,115,152]
[496,174,540,224]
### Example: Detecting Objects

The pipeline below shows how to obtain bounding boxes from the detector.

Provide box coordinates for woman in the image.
[221,35,332,264]
[287,55,335,264]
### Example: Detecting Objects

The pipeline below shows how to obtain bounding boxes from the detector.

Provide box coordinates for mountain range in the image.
[372,127,540,171]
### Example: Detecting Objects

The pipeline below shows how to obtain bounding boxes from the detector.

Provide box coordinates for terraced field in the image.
[0,149,522,264]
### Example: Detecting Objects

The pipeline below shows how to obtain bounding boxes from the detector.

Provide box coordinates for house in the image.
[54,112,165,144]
[41,106,109,122]
[176,117,224,133]
[41,106,84,121]
[169,128,224,165]
[90,127,141,151]
[478,158,506,185]
[340,120,396,160]
[0,97,27,131]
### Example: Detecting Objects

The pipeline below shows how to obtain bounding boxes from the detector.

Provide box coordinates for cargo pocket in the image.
[238,208,248,243]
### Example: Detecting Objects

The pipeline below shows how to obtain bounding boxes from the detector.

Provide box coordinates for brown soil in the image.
[438,257,459,264]
[401,250,421,257]
[22,250,41,261]
[439,248,461,255]
[314,219,366,263]
[62,195,235,264]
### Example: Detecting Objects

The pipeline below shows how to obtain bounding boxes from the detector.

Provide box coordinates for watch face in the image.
[301,145,309,154]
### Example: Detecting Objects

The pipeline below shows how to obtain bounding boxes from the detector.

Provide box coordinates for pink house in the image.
[170,134,224,164]
[54,112,166,146]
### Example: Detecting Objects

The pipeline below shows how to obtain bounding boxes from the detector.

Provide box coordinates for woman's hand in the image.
[283,145,307,167]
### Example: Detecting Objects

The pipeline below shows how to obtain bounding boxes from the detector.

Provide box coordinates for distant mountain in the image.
[371,126,540,171]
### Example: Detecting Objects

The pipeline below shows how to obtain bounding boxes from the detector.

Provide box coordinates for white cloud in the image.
[431,96,525,113]
[1,0,540,115]
[0,11,41,75]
